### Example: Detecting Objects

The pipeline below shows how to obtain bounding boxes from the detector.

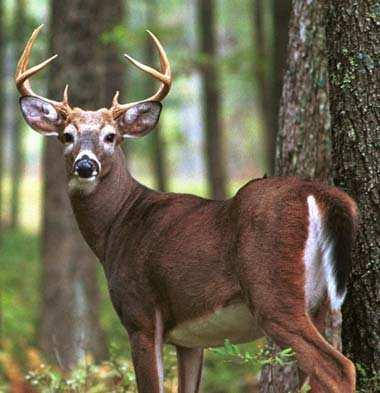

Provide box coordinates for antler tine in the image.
[15,25,71,114]
[111,31,172,118]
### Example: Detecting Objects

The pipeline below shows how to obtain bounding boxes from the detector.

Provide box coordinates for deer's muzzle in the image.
[74,155,99,179]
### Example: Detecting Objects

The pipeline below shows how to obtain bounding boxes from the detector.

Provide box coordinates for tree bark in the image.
[326,1,379,389]
[39,0,115,369]
[251,0,291,175]
[9,0,27,229]
[260,1,334,391]
[197,0,227,199]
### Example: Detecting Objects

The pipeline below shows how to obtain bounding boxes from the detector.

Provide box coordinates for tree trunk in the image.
[260,2,334,391]
[0,0,4,242]
[39,0,116,369]
[251,0,291,175]
[102,0,125,106]
[197,0,226,200]
[326,1,379,390]
[144,0,168,192]
[0,0,3,341]
[9,0,27,229]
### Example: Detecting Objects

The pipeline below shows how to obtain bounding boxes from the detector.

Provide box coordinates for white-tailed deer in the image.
[16,26,358,393]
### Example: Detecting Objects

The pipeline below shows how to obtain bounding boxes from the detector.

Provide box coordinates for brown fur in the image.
[67,140,357,392]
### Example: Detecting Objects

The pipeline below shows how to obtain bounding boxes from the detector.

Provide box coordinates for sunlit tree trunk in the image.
[197,0,226,199]
[326,1,379,390]
[9,0,27,229]
[260,1,334,391]
[39,0,111,369]
[0,0,3,343]
[0,0,4,242]
[251,0,291,175]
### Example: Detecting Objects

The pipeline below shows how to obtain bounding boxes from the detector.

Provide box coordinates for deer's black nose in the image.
[74,155,99,178]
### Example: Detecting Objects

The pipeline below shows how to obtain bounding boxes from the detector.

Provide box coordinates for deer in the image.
[16,25,358,393]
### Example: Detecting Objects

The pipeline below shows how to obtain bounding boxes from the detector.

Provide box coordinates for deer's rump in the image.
[151,177,357,349]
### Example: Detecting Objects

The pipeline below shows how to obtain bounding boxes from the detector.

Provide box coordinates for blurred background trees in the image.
[0,0,378,392]
[39,0,113,369]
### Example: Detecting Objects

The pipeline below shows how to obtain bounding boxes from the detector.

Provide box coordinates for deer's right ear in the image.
[19,96,64,136]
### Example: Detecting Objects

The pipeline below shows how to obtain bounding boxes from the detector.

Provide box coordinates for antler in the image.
[111,30,172,118]
[15,25,71,116]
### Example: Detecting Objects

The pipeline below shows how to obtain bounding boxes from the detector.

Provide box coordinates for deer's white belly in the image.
[166,303,263,348]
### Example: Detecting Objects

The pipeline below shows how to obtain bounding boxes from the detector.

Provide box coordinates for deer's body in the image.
[16,27,358,392]
[70,146,357,392]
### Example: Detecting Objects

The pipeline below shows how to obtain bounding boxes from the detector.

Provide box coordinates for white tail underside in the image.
[304,195,346,312]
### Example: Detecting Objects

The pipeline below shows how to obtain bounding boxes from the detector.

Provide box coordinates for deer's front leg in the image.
[176,346,204,393]
[129,330,164,393]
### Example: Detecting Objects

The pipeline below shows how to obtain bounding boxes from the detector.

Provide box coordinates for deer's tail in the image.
[304,191,358,312]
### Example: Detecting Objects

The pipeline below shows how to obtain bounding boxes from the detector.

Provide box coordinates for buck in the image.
[16,26,358,393]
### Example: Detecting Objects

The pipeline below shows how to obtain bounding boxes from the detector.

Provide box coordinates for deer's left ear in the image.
[117,101,162,138]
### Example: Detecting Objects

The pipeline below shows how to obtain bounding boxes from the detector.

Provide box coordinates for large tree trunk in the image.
[102,0,125,106]
[326,1,379,390]
[39,0,119,369]
[197,0,226,200]
[252,0,291,175]
[9,0,27,229]
[260,1,334,391]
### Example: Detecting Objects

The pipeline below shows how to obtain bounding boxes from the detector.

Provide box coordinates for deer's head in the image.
[16,25,171,192]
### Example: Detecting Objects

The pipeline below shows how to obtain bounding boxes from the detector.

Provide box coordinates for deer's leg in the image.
[261,313,355,393]
[176,346,204,393]
[236,255,354,391]
[298,297,330,389]
[129,331,164,393]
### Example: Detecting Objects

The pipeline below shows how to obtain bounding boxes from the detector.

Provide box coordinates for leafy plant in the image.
[211,339,296,368]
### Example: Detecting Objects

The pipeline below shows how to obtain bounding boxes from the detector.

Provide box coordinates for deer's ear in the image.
[117,101,162,138]
[19,96,64,136]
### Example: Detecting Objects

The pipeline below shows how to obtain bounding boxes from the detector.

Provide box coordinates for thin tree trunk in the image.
[0,0,4,242]
[326,1,379,390]
[144,0,168,192]
[9,0,27,229]
[251,0,291,175]
[39,0,112,369]
[0,0,4,343]
[197,0,226,200]
[260,2,334,391]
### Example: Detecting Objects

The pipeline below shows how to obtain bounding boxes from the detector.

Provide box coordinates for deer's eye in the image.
[63,132,74,144]
[104,133,116,143]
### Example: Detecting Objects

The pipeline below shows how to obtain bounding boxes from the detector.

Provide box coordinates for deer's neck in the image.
[69,147,143,261]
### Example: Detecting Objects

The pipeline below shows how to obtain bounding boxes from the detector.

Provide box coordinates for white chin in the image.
[77,175,97,183]
[69,175,98,194]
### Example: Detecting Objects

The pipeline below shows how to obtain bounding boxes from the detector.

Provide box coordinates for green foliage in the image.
[25,356,138,392]
[212,339,295,369]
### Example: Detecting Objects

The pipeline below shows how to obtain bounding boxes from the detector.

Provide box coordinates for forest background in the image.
[0,0,378,392]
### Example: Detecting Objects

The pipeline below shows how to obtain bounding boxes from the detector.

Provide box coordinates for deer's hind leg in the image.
[235,248,355,392]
